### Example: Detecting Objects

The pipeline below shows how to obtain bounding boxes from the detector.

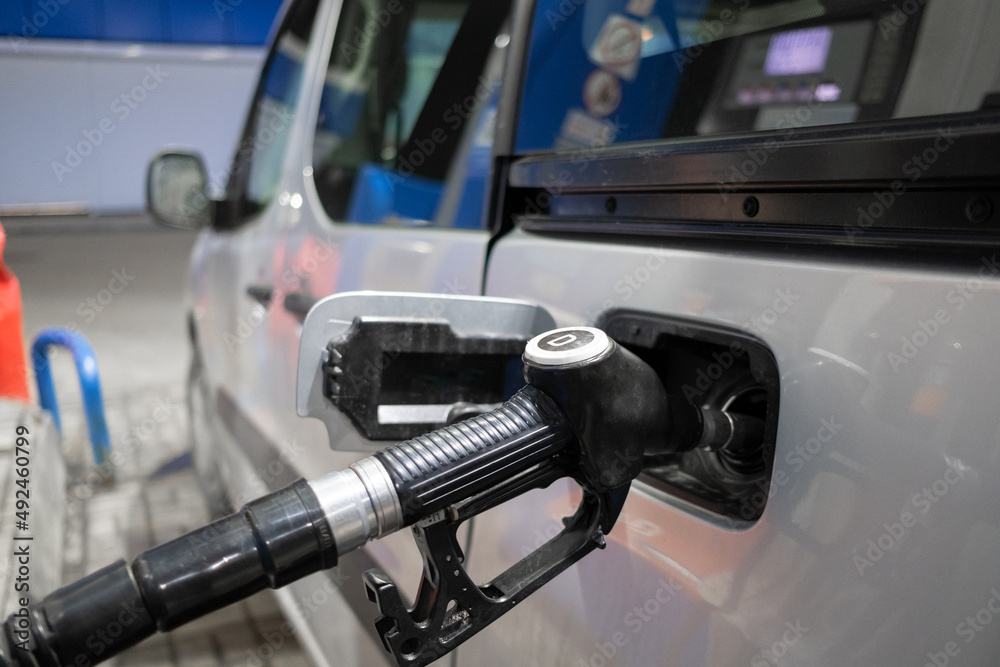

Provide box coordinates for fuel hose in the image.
[0,327,758,667]
[0,383,574,667]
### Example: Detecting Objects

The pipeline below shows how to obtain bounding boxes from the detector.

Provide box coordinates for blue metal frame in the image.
[31,328,111,466]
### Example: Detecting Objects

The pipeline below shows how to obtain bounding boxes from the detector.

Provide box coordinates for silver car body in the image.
[183,0,1000,664]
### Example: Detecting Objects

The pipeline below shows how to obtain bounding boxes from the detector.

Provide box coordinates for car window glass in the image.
[515,0,1000,152]
[311,0,507,229]
[228,0,319,222]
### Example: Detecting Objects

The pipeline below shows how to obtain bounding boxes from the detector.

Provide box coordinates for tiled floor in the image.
[57,384,311,667]
[4,220,310,667]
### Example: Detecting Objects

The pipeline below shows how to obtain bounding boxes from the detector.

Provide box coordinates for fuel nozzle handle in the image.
[306,384,577,556]
[305,326,668,552]
[0,326,713,667]
[520,327,753,485]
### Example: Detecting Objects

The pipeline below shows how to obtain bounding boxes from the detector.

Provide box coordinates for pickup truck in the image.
[137,0,1000,664]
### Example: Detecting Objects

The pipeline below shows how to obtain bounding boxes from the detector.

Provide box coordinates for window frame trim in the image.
[218,0,323,230]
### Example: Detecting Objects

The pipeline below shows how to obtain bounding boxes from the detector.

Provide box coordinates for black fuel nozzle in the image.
[0,326,745,667]
[521,326,670,492]
[520,327,764,480]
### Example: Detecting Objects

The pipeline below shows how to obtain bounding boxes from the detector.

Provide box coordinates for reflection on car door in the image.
[190,0,327,501]
[258,0,513,459]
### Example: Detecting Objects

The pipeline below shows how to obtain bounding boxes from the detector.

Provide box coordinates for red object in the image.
[0,222,30,402]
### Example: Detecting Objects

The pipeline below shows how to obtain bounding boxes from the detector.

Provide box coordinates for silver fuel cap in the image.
[523,326,612,366]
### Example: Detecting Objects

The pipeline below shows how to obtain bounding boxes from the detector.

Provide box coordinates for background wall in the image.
[0,0,285,215]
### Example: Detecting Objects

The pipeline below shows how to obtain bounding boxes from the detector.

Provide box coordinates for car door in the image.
[194,0,506,475]
[188,0,335,505]
[249,0,513,467]
[190,0,517,664]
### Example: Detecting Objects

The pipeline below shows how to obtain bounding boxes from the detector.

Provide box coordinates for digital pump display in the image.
[763,26,834,76]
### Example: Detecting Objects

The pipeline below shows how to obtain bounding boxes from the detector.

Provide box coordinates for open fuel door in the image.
[296,292,556,451]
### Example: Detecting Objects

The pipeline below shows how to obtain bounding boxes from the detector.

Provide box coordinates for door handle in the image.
[282,291,317,320]
[246,284,273,306]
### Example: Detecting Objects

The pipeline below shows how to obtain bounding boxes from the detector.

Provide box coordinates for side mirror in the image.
[146,151,213,230]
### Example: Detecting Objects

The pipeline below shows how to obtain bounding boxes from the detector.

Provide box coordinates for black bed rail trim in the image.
[507,112,1000,193]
